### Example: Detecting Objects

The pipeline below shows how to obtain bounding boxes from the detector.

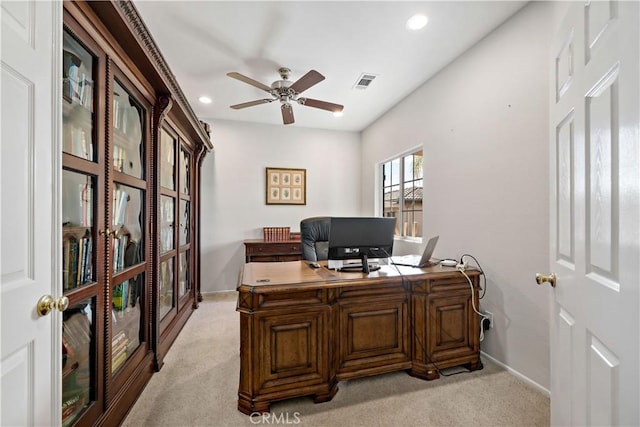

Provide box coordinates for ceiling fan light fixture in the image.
[198,95,213,104]
[406,14,428,31]
[227,67,344,125]
[333,111,343,118]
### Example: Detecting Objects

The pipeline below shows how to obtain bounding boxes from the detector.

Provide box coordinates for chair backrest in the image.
[300,216,331,261]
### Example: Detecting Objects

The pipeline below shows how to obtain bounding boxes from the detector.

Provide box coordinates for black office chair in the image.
[300,217,331,261]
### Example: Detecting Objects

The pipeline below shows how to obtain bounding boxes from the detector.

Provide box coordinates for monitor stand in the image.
[337,255,381,273]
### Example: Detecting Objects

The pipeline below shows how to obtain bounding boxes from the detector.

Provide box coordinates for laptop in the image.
[390,236,439,268]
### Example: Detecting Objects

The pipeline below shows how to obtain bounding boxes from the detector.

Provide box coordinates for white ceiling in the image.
[133,1,527,132]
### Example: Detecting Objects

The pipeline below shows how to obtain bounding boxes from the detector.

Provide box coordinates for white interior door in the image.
[549,1,639,425]
[1,1,61,425]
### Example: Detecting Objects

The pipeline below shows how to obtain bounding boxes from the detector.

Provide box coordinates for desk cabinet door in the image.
[337,296,410,378]
[254,308,330,393]
[426,291,478,361]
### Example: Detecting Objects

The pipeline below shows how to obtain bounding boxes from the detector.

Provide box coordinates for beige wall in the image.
[361,2,554,390]
[199,119,361,292]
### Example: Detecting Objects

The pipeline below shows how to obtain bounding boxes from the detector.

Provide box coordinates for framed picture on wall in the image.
[266,167,306,205]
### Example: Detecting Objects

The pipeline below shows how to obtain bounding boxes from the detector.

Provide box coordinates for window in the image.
[382,150,423,238]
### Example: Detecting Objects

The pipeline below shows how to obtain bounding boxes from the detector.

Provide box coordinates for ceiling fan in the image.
[227,67,344,125]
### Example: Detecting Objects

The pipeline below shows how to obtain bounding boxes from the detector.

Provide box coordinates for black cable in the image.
[382,250,476,379]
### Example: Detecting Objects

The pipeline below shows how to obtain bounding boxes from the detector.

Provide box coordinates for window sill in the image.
[394,236,423,244]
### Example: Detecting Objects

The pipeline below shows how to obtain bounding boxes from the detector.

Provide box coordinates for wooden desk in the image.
[243,239,302,263]
[236,261,483,415]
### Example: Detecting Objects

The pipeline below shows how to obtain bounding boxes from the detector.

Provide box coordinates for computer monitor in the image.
[327,217,396,273]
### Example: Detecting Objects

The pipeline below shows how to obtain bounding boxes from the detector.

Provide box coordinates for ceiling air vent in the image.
[353,73,377,90]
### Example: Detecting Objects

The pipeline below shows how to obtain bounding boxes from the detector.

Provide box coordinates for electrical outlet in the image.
[484,311,494,329]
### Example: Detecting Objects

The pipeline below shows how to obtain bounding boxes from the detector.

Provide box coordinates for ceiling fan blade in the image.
[230,99,274,109]
[298,98,344,113]
[281,103,295,125]
[289,70,325,94]
[227,72,272,92]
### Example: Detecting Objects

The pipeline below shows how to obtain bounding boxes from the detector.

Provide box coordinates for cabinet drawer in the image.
[244,240,302,263]
[246,242,301,255]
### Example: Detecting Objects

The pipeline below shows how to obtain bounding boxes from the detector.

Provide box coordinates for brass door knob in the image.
[37,295,69,316]
[535,273,556,288]
[99,228,116,237]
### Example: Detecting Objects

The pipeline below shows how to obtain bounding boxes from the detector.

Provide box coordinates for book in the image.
[111,338,128,359]
[112,280,129,311]
[68,238,79,290]
[114,189,128,226]
[80,182,92,225]
[63,239,71,290]
[111,351,128,373]
[82,236,92,284]
[76,238,84,286]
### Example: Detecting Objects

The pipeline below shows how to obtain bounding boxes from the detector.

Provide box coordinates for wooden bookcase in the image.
[61,2,212,426]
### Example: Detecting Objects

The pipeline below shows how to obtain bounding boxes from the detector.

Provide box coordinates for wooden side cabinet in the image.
[244,240,302,262]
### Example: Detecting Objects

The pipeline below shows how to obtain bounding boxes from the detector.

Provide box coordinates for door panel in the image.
[550,2,639,425]
[1,0,60,425]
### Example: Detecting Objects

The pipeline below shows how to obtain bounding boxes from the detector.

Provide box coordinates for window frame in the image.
[380,148,424,240]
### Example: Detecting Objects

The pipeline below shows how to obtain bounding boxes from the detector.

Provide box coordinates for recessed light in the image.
[406,14,428,31]
[198,96,212,104]
[333,111,343,118]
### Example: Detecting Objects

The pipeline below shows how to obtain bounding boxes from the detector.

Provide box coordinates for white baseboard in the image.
[200,290,236,301]
[481,351,550,397]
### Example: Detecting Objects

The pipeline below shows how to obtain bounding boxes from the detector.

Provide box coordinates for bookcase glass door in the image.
[160,195,174,253]
[179,200,189,246]
[62,170,95,291]
[159,127,177,319]
[178,147,192,301]
[178,251,190,298]
[62,25,99,426]
[111,272,144,374]
[179,146,190,195]
[159,258,174,319]
[62,298,94,427]
[160,128,175,190]
[112,184,144,274]
[63,31,95,161]
[112,80,144,179]
[110,74,148,378]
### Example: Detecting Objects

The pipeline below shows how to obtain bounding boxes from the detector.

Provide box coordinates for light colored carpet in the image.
[122,293,549,427]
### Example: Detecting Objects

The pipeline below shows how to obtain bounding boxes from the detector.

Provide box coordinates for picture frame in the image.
[266,167,306,205]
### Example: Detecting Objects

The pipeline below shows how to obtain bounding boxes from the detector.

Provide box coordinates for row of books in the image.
[63,233,93,290]
[111,330,129,373]
[113,234,130,272]
[112,280,135,312]
[263,226,291,242]
[64,68,93,112]
[63,124,93,161]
